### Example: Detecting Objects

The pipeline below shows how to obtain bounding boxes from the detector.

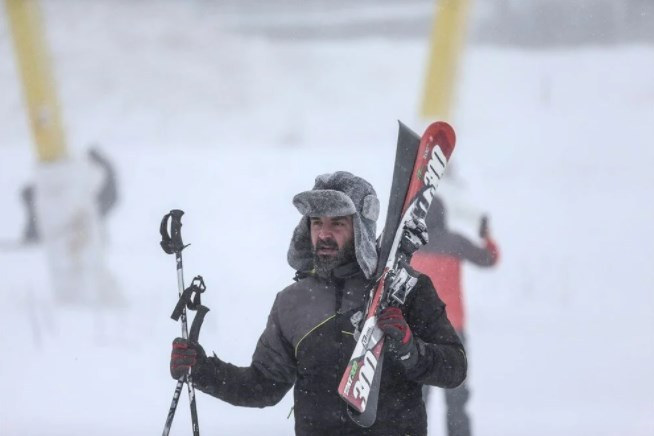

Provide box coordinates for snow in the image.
[1,3,653,436]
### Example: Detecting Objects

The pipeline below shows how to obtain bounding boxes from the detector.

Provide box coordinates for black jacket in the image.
[193,263,466,435]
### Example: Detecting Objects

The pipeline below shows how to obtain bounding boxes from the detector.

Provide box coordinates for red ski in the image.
[337,121,456,427]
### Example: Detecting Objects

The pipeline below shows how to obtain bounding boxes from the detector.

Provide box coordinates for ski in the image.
[337,121,456,427]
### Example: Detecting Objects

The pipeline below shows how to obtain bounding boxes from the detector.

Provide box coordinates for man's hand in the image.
[170,338,206,380]
[378,307,418,370]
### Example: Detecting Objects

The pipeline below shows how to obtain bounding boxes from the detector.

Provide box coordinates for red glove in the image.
[485,237,500,264]
[378,307,418,369]
[479,216,500,264]
[170,338,206,380]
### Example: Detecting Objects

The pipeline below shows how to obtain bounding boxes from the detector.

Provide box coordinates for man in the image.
[171,171,467,435]
[411,196,499,436]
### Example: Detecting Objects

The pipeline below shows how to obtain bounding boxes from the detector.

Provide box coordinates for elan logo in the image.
[419,144,447,214]
[353,350,378,410]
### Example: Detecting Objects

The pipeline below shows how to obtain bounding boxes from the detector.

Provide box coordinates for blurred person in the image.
[411,196,499,436]
[20,145,118,244]
[170,171,467,435]
[17,145,124,308]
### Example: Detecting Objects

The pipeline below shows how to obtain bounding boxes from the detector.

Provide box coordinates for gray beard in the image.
[313,240,356,279]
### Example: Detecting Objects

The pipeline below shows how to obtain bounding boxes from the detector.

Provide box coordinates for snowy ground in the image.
[1,3,653,436]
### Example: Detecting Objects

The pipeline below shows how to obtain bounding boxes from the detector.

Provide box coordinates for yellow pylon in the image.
[420,0,471,121]
[5,0,68,162]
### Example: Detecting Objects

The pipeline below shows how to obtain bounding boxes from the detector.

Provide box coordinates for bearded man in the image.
[170,171,466,436]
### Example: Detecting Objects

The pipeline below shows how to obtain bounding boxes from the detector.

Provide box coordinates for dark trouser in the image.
[423,330,471,436]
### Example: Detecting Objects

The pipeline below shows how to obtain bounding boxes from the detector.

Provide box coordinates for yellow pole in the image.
[5,0,68,162]
[420,0,471,121]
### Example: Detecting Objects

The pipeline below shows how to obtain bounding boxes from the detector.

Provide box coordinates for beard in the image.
[312,238,356,279]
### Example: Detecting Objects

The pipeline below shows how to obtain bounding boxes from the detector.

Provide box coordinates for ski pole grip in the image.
[189,305,209,344]
[479,215,489,239]
[160,209,187,254]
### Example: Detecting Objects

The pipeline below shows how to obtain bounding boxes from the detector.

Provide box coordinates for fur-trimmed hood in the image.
[287,171,379,279]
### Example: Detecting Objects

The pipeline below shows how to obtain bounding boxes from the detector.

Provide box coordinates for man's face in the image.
[310,215,355,275]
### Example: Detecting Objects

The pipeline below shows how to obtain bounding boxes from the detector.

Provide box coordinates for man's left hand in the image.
[378,307,419,370]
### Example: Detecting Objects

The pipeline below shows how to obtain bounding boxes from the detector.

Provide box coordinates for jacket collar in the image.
[293,261,364,283]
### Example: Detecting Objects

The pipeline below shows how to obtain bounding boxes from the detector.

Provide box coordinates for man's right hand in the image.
[170,338,206,380]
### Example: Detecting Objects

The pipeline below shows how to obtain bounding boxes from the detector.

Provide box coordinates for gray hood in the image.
[287,171,380,279]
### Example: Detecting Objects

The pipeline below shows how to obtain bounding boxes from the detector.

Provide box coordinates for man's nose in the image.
[317,227,333,240]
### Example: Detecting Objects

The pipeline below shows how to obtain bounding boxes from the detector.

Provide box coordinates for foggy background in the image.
[1,1,652,435]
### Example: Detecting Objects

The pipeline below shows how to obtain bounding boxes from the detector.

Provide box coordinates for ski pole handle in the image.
[171,276,210,345]
[479,215,489,239]
[160,209,189,255]
[189,306,209,344]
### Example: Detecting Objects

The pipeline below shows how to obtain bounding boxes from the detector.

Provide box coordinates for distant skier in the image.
[169,171,467,435]
[16,146,123,306]
[20,145,118,243]
[411,195,499,436]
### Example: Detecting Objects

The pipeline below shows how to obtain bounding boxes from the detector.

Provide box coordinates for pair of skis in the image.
[337,121,457,427]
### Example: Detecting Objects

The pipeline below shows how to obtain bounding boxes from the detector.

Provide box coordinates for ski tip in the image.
[422,121,456,160]
[396,120,420,140]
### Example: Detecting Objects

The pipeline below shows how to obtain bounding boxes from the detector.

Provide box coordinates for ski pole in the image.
[160,210,200,436]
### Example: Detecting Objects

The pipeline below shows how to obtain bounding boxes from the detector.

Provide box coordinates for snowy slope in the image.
[1,3,653,436]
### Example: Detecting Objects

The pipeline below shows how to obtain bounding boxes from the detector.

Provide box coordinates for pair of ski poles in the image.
[160,209,209,436]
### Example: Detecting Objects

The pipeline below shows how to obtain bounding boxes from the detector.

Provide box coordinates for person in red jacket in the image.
[411,195,499,436]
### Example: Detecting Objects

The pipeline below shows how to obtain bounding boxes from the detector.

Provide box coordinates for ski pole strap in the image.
[170,276,210,343]
[160,209,188,255]
[171,276,206,321]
